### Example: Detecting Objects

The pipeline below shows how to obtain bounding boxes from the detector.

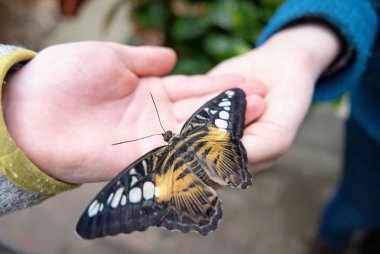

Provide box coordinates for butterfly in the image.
[76,88,251,239]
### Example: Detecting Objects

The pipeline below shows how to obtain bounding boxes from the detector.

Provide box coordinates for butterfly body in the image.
[76,88,251,239]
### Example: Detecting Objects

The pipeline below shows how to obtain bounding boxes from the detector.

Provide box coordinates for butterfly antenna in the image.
[112,133,162,145]
[150,92,166,133]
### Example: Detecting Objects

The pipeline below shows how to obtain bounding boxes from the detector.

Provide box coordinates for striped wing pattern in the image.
[76,88,248,238]
[180,89,251,188]
[155,154,222,235]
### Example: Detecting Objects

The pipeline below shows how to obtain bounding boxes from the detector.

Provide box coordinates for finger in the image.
[164,75,265,102]
[245,94,266,125]
[171,82,265,124]
[242,121,295,165]
[164,75,244,102]
[106,43,177,76]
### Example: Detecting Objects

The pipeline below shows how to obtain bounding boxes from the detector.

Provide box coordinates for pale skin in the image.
[2,42,266,183]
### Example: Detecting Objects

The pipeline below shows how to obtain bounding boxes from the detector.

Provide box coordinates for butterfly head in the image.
[162,130,174,143]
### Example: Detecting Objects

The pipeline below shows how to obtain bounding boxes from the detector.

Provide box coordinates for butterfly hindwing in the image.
[193,133,250,188]
[180,88,251,188]
[156,156,222,235]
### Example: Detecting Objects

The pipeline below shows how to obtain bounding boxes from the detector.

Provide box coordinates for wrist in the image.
[2,65,49,176]
[0,48,78,193]
[258,22,340,79]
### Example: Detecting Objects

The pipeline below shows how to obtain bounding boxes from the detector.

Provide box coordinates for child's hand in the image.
[209,23,340,171]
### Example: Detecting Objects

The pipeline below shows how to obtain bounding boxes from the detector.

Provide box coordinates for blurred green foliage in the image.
[108,0,283,74]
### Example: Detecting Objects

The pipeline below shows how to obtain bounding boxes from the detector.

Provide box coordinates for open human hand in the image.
[2,42,265,183]
[209,23,340,171]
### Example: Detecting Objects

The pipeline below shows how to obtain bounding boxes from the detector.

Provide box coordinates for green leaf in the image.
[133,2,169,29]
[230,2,260,41]
[259,0,284,9]
[208,0,233,30]
[170,16,209,41]
[203,33,251,62]
[124,36,141,46]
[172,56,213,75]
[208,0,260,41]
[259,0,284,21]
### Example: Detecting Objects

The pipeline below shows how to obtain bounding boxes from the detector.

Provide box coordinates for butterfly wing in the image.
[76,146,169,239]
[180,88,251,188]
[76,147,222,238]
[156,155,222,235]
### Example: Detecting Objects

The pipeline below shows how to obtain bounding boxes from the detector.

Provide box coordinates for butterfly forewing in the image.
[180,89,246,138]
[76,146,169,239]
[180,88,251,188]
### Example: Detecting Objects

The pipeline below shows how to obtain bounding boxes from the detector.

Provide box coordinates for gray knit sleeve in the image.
[0,172,46,215]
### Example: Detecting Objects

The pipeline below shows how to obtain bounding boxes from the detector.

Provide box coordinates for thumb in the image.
[107,43,177,76]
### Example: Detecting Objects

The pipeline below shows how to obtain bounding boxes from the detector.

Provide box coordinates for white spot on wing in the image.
[129,187,142,203]
[224,107,231,111]
[111,187,124,208]
[88,200,99,217]
[129,168,137,175]
[107,193,114,205]
[204,107,209,113]
[88,200,98,212]
[225,90,235,98]
[219,101,231,107]
[99,203,104,212]
[222,98,228,101]
[131,176,138,186]
[143,182,155,200]
[121,195,127,206]
[210,109,217,114]
[219,111,229,120]
[215,119,228,129]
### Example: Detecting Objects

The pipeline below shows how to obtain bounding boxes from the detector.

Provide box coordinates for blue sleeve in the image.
[257,0,379,102]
